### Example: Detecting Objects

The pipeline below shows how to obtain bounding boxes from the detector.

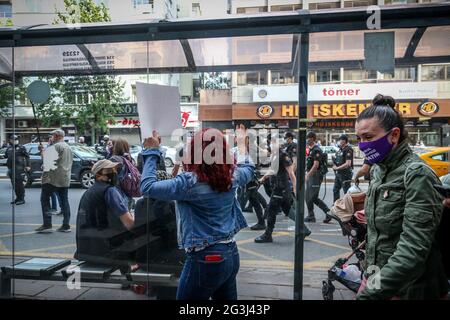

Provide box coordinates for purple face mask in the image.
[358,131,393,165]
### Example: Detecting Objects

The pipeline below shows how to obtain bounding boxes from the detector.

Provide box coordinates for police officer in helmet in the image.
[332,134,354,203]
[5,135,30,205]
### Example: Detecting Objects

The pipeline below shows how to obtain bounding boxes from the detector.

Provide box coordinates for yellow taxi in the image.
[417,147,450,177]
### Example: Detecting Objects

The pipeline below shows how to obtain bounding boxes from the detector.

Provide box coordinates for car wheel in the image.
[80,170,95,189]
[165,157,174,167]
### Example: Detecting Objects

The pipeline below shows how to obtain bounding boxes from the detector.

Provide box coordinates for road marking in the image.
[0,231,37,238]
[238,247,279,262]
[0,239,7,251]
[240,259,293,269]
[17,244,76,254]
[0,223,76,228]
[305,238,350,251]
[0,251,73,259]
[320,229,342,232]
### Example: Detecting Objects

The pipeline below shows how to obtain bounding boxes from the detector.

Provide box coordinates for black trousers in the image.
[333,171,352,203]
[266,189,292,233]
[305,174,330,218]
[41,184,71,226]
[8,171,25,201]
[247,187,264,224]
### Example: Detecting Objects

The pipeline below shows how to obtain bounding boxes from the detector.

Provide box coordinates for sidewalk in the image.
[0,257,354,300]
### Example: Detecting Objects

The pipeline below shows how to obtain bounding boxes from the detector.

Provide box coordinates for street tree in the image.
[36,0,124,144]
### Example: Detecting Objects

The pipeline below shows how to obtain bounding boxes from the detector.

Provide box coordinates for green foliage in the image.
[38,75,125,134]
[0,82,26,118]
[54,0,111,24]
[35,0,124,141]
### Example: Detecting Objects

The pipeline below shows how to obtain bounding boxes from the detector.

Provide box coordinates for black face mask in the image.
[106,172,118,186]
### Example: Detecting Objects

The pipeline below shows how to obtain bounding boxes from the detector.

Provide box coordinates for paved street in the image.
[0,177,367,300]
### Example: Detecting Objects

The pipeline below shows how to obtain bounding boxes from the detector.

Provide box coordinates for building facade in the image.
[198,0,450,147]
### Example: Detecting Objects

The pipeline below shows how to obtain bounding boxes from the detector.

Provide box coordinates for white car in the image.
[161,146,178,167]
[320,145,340,166]
[0,147,7,166]
[130,144,143,164]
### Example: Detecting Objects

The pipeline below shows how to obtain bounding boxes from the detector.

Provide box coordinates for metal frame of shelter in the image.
[1,2,450,300]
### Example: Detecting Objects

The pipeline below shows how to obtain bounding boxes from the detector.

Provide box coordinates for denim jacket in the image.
[140,148,255,251]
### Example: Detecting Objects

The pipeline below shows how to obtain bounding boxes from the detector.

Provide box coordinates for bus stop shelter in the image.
[0,2,450,300]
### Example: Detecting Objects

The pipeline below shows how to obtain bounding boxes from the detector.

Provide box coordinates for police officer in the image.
[284,131,297,169]
[332,134,354,203]
[305,131,331,223]
[247,168,267,231]
[5,135,30,205]
[254,140,311,243]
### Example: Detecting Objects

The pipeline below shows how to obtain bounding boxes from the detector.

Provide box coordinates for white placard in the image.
[136,82,181,138]
[43,145,58,172]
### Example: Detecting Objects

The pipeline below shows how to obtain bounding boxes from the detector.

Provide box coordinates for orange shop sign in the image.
[281,103,414,118]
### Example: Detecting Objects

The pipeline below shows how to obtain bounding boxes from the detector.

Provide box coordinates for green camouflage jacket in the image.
[357,140,448,300]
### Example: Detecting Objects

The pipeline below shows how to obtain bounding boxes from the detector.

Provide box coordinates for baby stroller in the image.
[322,190,367,300]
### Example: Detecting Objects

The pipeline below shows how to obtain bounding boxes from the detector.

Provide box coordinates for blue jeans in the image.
[50,192,62,211]
[176,242,240,300]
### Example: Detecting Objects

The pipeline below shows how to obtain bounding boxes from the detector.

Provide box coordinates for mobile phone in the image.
[434,184,450,198]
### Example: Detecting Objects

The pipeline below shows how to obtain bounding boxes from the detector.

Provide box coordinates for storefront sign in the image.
[257,105,274,119]
[253,82,439,102]
[281,102,414,118]
[418,101,439,117]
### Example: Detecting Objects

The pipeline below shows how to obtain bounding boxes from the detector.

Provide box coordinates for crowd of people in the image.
[4,93,450,301]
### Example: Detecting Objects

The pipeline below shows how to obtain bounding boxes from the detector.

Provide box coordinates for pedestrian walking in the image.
[35,129,73,233]
[355,94,448,300]
[5,134,30,205]
[140,128,254,300]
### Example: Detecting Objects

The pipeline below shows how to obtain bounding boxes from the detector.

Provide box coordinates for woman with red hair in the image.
[140,129,254,300]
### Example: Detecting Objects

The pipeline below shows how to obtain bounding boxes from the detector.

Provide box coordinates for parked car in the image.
[130,144,143,164]
[160,146,177,168]
[320,145,339,166]
[0,147,7,166]
[23,143,104,189]
[417,146,450,177]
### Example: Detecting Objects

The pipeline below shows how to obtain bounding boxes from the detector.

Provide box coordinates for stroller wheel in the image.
[322,280,335,300]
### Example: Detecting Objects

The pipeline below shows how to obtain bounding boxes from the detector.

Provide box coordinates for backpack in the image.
[120,157,142,198]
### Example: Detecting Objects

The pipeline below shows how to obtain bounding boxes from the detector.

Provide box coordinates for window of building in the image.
[237,72,267,85]
[192,3,201,16]
[236,6,268,14]
[343,69,378,81]
[309,70,340,83]
[344,0,377,7]
[270,4,302,12]
[384,0,419,4]
[133,0,153,9]
[380,67,416,81]
[0,2,12,18]
[271,71,297,85]
[422,64,450,81]
[309,2,340,10]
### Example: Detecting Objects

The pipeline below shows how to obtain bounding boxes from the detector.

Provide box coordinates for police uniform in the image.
[284,141,297,161]
[257,151,293,238]
[5,139,30,204]
[305,144,330,221]
[333,144,354,203]
[246,170,265,227]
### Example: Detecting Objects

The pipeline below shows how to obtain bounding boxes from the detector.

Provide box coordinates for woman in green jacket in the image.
[355,94,448,300]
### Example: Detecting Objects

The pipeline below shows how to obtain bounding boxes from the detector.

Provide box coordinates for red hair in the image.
[183,128,235,193]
